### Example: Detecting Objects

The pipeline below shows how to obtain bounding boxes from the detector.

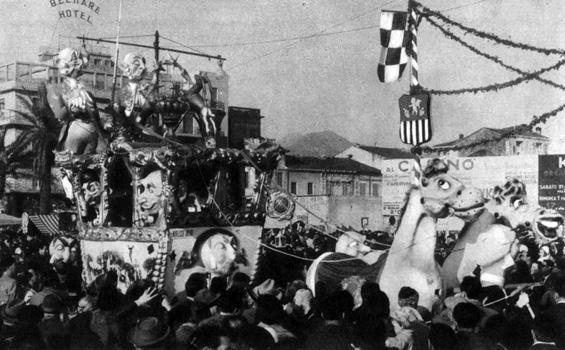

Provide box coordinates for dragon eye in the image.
[437,179,451,190]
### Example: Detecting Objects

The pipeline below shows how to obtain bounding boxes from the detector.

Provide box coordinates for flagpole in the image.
[110,0,123,106]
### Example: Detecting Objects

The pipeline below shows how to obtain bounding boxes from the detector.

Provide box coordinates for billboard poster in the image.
[538,155,565,215]
[382,155,539,233]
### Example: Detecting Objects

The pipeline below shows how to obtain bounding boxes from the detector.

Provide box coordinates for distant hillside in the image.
[278,132,303,148]
[283,130,353,158]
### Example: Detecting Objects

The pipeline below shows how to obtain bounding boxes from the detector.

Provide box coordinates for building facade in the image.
[423,126,549,158]
[228,106,262,149]
[274,155,383,230]
[336,144,412,169]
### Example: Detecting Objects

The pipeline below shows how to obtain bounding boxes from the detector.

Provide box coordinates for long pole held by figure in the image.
[110,0,123,106]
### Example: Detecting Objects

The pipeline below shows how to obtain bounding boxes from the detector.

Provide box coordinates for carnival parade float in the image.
[45,42,290,297]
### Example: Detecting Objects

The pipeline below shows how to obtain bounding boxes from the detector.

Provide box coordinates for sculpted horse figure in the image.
[441,179,564,290]
[307,159,484,310]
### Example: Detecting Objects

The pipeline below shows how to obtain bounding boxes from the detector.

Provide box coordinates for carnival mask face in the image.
[138,170,163,216]
[122,53,147,81]
[57,48,87,77]
[49,237,77,265]
[200,233,237,275]
[82,180,102,204]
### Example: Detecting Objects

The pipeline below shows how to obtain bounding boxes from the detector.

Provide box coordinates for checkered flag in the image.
[378,10,408,83]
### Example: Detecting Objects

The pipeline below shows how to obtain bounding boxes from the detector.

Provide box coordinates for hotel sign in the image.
[49,0,102,24]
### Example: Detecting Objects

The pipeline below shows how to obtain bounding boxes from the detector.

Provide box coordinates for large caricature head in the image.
[413,159,484,219]
[185,229,240,276]
[137,167,163,225]
[122,53,147,82]
[485,179,564,244]
[49,236,79,266]
[57,48,88,77]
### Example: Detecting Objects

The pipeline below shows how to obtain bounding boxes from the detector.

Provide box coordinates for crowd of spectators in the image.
[1,221,565,349]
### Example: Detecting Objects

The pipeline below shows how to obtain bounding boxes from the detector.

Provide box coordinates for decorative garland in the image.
[423,15,565,92]
[422,57,565,95]
[414,1,565,56]
[419,101,565,153]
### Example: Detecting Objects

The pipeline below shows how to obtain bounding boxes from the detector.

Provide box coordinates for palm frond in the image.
[9,109,40,128]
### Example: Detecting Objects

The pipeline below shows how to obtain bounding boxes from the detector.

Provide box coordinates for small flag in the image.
[378,10,409,83]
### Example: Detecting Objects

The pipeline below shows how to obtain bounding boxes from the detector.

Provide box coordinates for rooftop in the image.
[284,155,381,176]
[356,145,412,159]
[433,126,548,149]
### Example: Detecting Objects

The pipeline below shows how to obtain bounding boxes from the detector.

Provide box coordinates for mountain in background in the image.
[277,132,303,148]
[281,130,353,158]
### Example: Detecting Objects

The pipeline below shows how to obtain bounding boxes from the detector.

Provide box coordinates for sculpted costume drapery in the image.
[112,53,159,147]
[48,48,106,155]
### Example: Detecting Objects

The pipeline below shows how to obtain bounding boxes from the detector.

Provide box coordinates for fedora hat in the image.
[128,317,170,347]
[194,288,220,307]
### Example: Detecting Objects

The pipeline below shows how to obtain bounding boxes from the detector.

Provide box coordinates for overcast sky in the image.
[2,0,565,149]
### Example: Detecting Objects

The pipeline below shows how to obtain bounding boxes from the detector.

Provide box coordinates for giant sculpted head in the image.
[137,169,163,226]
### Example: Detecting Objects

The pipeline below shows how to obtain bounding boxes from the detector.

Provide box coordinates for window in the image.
[342,182,353,196]
[276,172,283,187]
[307,182,313,195]
[93,59,101,66]
[359,182,367,196]
[0,99,4,110]
[95,74,105,89]
[290,182,297,194]
[372,183,380,197]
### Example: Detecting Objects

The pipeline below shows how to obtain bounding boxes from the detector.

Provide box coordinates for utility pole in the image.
[154,30,160,95]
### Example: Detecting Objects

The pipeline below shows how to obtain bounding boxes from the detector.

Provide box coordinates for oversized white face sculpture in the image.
[122,53,147,81]
[137,170,163,219]
[200,233,237,276]
[335,231,371,258]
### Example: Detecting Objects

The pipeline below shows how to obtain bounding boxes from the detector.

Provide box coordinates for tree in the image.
[10,83,60,214]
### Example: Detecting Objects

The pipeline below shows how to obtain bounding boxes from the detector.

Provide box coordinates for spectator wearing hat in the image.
[243,278,279,325]
[38,293,69,347]
[350,285,390,350]
[256,294,298,349]
[452,302,495,350]
[0,256,17,306]
[304,291,357,350]
[173,272,207,306]
[68,296,103,349]
[189,324,232,350]
[199,289,241,328]
[128,316,170,350]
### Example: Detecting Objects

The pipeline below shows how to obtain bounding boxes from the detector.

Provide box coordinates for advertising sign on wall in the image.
[538,155,565,215]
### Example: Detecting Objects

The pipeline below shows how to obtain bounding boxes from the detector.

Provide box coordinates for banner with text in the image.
[382,155,539,234]
[538,155,565,215]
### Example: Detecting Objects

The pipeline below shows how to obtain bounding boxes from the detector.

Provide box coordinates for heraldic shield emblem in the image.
[398,93,431,146]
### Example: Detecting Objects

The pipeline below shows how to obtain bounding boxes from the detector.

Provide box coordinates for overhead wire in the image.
[229,0,402,71]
